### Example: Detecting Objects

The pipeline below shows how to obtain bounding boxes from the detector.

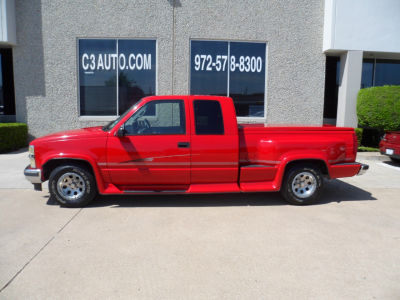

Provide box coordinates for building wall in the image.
[323,0,400,127]
[323,0,400,53]
[14,0,325,138]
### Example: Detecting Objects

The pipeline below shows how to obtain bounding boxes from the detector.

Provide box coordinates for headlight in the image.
[29,145,36,168]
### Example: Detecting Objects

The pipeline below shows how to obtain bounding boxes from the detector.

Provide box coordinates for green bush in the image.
[358,146,379,152]
[0,123,28,153]
[357,85,400,131]
[354,128,363,146]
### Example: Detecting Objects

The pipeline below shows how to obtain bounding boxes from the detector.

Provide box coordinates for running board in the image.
[187,183,240,193]
[123,190,187,194]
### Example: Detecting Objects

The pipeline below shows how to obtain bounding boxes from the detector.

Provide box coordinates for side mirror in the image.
[116,125,126,137]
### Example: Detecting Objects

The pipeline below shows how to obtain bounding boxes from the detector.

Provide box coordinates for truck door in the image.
[189,97,239,184]
[107,98,190,191]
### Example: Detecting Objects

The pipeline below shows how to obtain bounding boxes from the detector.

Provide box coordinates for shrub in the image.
[357,85,400,131]
[0,123,28,153]
[354,128,363,146]
[358,146,379,152]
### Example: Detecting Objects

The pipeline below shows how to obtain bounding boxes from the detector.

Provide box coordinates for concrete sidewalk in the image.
[356,151,387,161]
[1,149,400,299]
[0,148,33,189]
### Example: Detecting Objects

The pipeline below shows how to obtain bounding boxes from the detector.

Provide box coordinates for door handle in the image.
[178,142,190,148]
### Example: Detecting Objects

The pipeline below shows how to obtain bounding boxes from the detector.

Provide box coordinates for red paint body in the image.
[29,95,363,195]
[379,131,400,160]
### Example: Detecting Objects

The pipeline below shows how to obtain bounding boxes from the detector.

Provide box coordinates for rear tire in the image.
[49,164,97,208]
[281,164,324,205]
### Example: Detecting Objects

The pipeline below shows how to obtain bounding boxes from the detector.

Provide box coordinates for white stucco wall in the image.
[323,0,400,53]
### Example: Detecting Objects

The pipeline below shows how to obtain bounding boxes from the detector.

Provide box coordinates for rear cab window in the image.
[193,100,224,135]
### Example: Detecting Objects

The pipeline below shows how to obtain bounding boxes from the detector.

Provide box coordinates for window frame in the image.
[189,39,268,123]
[77,37,158,120]
[123,99,186,136]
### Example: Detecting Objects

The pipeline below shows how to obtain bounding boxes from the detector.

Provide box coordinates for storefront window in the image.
[78,39,156,116]
[0,49,16,117]
[335,58,400,89]
[190,40,266,118]
[375,59,400,86]
[359,58,400,88]
[118,40,156,114]
[361,59,374,88]
[229,42,265,117]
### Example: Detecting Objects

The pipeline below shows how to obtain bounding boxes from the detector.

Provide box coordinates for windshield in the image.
[102,99,144,131]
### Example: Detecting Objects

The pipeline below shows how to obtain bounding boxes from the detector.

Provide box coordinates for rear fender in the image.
[274,151,330,190]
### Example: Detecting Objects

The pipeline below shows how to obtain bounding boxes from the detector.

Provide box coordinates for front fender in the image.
[41,153,107,194]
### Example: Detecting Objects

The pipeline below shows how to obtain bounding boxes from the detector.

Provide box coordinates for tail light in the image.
[381,134,387,142]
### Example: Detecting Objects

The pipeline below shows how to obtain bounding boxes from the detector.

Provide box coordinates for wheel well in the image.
[42,159,95,181]
[284,159,329,178]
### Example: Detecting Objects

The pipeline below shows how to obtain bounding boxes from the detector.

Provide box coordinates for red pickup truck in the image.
[379,131,400,162]
[24,95,368,207]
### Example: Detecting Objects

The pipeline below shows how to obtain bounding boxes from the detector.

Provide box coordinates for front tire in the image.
[281,164,324,205]
[49,164,97,207]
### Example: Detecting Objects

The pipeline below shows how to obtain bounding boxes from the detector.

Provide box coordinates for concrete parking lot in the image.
[0,150,400,299]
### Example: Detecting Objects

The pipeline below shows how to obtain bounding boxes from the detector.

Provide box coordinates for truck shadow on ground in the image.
[382,160,400,168]
[45,179,376,208]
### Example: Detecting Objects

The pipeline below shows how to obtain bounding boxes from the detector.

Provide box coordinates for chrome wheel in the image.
[57,172,86,201]
[291,171,316,198]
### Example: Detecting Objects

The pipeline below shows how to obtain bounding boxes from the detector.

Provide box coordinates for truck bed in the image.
[238,124,358,191]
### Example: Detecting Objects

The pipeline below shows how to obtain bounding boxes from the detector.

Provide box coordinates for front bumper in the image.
[24,165,43,191]
[24,165,42,184]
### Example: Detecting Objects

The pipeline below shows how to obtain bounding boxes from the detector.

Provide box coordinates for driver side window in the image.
[124,100,186,135]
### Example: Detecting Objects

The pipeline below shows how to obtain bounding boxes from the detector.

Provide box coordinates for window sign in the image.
[229,42,265,117]
[79,39,156,116]
[190,40,266,118]
[190,41,228,96]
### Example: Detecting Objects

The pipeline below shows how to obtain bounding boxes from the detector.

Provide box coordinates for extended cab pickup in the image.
[24,95,368,207]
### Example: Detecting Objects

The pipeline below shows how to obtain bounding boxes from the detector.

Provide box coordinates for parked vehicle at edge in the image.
[380,131,400,162]
[24,95,369,207]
